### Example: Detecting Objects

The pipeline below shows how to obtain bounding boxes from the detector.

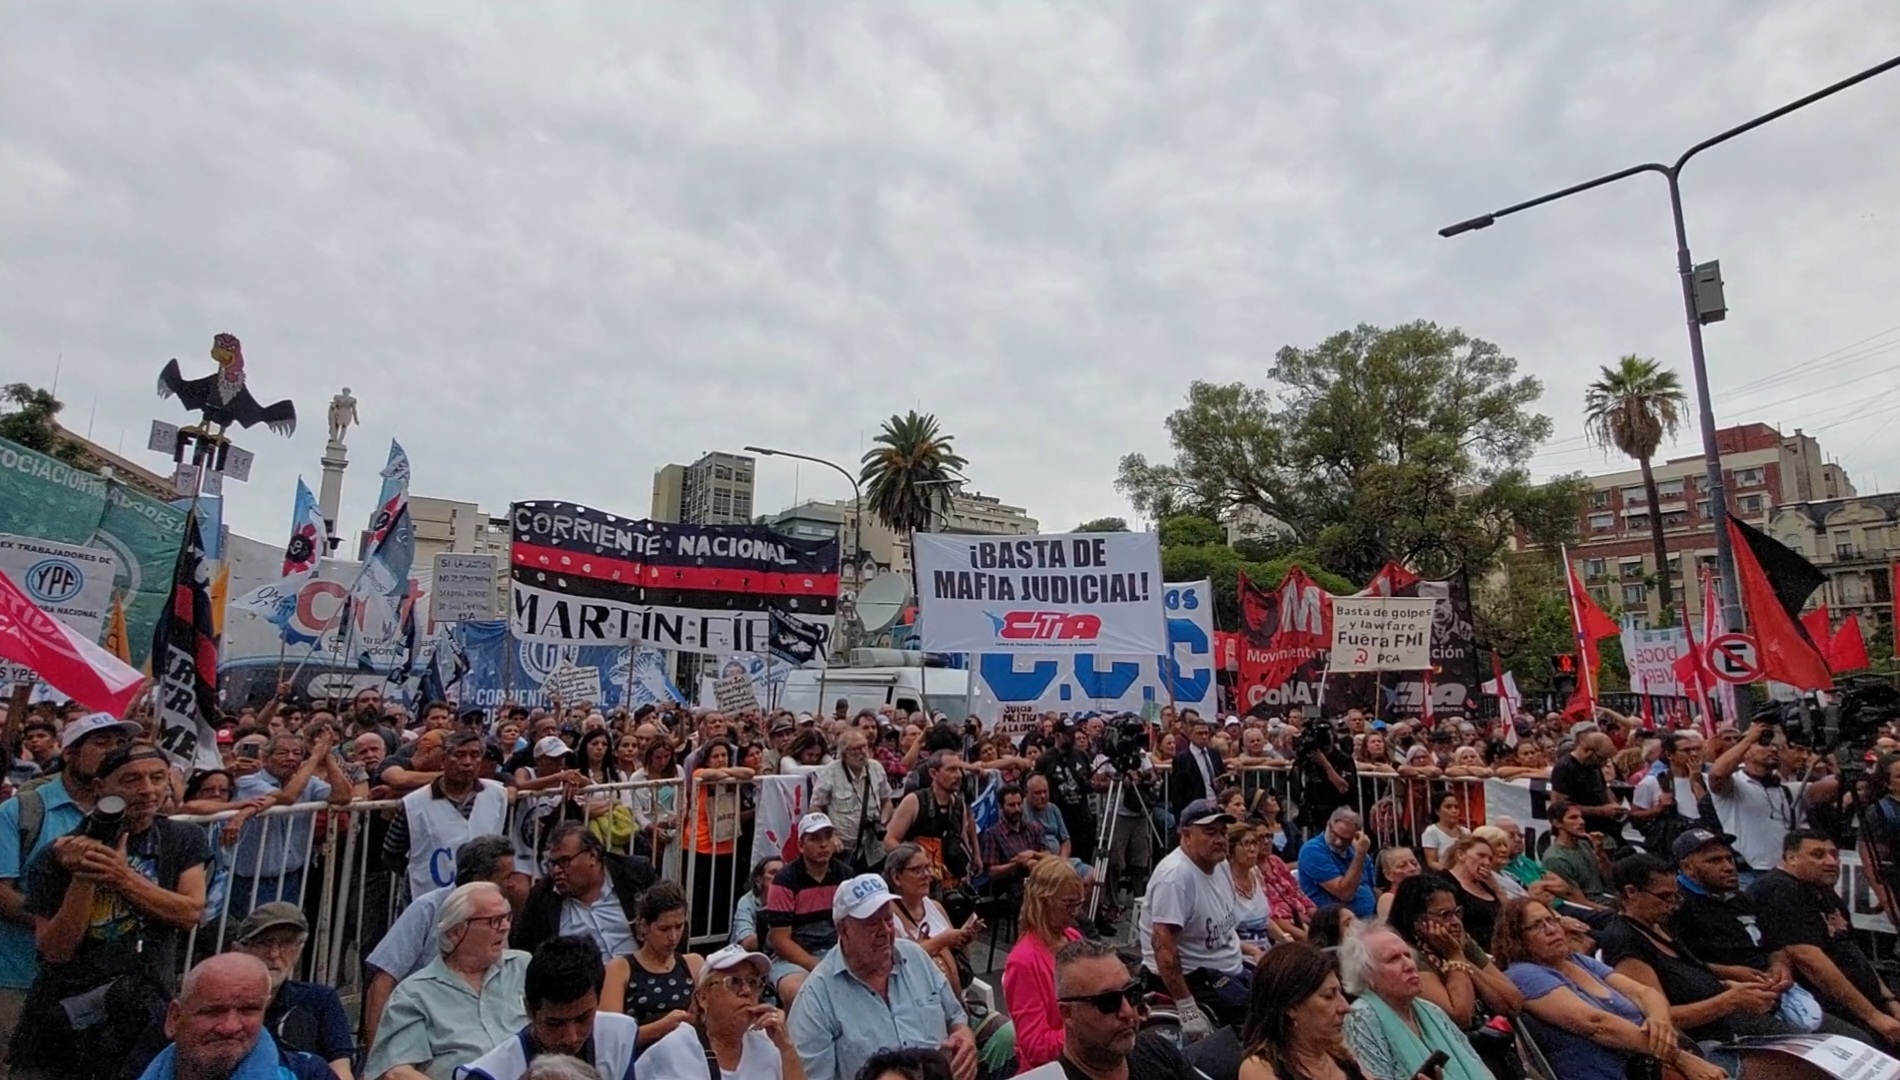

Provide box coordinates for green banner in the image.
[0,436,187,665]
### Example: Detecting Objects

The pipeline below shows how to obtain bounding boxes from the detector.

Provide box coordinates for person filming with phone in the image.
[11,745,210,1080]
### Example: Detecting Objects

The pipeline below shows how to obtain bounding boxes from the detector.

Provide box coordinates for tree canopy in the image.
[859,411,967,535]
[1155,514,1354,629]
[1073,516,1130,533]
[1118,321,1587,582]
[0,384,84,465]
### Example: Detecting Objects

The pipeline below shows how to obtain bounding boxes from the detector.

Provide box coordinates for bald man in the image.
[1551,731,1626,842]
[136,954,332,1080]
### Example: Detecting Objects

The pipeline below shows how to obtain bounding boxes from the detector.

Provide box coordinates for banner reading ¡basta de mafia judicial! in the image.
[914,531,1166,655]
[508,501,838,653]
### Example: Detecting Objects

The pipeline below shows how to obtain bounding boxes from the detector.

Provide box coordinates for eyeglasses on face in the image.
[1059,982,1142,1014]
[546,849,595,870]
[1423,908,1462,921]
[469,912,512,932]
[713,972,763,995]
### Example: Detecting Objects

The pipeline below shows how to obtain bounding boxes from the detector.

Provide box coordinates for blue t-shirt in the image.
[0,777,84,990]
[267,980,355,1064]
[1296,835,1376,918]
[1507,954,1644,1080]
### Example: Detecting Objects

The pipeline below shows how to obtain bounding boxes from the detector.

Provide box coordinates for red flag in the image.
[1562,550,1619,712]
[1235,568,1331,709]
[1893,560,1900,659]
[1801,604,1834,655]
[1831,614,1871,672]
[0,568,145,715]
[1727,518,1832,691]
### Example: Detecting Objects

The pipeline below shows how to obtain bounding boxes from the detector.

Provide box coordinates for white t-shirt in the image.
[1632,774,1702,821]
[1713,771,1803,872]
[1231,866,1274,946]
[636,1023,783,1080]
[1140,847,1242,977]
[1420,824,1465,863]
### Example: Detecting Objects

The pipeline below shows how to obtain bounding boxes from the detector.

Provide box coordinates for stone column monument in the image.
[317,388,358,551]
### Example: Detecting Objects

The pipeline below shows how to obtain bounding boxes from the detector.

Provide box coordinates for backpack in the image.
[14,772,59,862]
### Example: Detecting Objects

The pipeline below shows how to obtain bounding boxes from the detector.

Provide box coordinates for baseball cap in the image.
[533,735,571,759]
[832,873,897,921]
[798,812,836,837]
[1224,715,1241,727]
[235,901,307,943]
[60,712,142,751]
[1671,828,1736,863]
[216,729,236,745]
[769,716,795,734]
[1056,717,1077,732]
[1370,720,1387,731]
[695,943,770,989]
[796,712,816,725]
[1179,798,1236,829]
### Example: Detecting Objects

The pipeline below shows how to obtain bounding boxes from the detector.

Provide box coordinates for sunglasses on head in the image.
[1059,982,1142,1014]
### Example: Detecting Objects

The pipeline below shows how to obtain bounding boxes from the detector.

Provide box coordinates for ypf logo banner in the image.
[0,535,118,640]
[24,558,85,605]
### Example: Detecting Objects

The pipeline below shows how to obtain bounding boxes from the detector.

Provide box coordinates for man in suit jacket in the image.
[1170,713,1226,820]
[512,821,657,960]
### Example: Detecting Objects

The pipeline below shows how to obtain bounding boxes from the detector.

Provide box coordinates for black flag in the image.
[151,512,223,770]
[768,607,829,668]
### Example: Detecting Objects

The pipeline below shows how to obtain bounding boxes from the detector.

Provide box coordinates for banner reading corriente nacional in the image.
[508,501,838,652]
[0,436,187,666]
[914,532,1166,655]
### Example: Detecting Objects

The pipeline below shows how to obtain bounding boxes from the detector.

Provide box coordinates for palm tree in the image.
[1584,355,1689,613]
[859,411,968,535]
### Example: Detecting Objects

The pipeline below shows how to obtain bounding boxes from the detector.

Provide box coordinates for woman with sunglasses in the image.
[634,944,805,1080]
[1004,858,1086,1069]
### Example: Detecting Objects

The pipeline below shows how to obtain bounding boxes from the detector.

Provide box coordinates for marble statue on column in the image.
[327,388,359,445]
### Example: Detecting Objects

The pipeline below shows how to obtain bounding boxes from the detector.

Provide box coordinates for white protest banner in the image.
[431,553,498,623]
[0,534,117,641]
[712,662,762,713]
[914,532,1165,654]
[1620,621,1688,697]
[1328,596,1437,672]
[545,659,603,704]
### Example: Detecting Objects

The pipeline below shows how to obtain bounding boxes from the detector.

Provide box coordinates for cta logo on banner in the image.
[915,532,1165,654]
[976,579,1217,714]
[1329,596,1437,672]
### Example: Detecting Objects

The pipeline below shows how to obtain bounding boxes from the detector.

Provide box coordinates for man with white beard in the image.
[230,903,355,1079]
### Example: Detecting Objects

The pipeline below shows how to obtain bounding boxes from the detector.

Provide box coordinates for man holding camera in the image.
[1035,719,1098,872]
[1294,718,1357,824]
[12,746,209,1080]
[1711,716,1837,888]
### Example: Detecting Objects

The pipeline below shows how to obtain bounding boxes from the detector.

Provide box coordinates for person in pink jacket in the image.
[1003,857,1087,1068]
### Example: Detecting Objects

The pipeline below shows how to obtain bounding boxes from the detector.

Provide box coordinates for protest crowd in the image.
[0,682,1895,1080]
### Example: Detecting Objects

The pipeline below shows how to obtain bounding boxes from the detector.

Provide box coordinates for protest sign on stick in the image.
[1328,596,1437,672]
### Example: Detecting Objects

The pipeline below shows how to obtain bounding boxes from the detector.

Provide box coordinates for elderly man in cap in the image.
[135,953,332,1080]
[762,812,847,1006]
[786,873,977,1080]
[634,944,799,1079]
[1140,798,1248,1038]
[230,902,354,1078]
[458,936,641,1080]
[0,710,137,1068]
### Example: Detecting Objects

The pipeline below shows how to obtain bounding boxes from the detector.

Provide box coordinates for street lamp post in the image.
[743,444,865,589]
[1439,53,1900,635]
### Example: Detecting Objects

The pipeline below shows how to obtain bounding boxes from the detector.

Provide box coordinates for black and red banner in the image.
[152,511,224,769]
[509,501,838,653]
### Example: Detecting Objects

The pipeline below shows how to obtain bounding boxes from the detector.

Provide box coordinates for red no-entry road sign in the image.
[1705,632,1763,684]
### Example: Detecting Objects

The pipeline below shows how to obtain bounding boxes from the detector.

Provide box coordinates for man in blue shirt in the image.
[137,953,331,1080]
[1297,805,1376,918]
[0,711,134,1073]
[231,730,353,917]
[231,903,354,1078]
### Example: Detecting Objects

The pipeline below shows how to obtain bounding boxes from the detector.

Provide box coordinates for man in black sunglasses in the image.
[1056,938,1198,1079]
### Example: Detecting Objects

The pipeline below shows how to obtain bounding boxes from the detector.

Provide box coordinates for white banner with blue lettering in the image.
[976,579,1217,720]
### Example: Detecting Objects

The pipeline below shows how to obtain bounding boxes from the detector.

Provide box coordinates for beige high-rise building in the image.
[650,452,755,525]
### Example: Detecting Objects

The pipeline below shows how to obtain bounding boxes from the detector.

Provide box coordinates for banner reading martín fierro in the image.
[914,532,1166,655]
[509,500,838,653]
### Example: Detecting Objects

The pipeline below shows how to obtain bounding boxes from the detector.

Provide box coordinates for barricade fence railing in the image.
[155,768,1509,988]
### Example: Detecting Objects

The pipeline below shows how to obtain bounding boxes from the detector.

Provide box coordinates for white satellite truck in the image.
[773,649,996,720]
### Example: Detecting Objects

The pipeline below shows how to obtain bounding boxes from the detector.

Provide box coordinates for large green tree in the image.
[1118,321,1584,582]
[1583,355,1688,614]
[1074,516,1130,533]
[859,411,968,535]
[0,384,84,465]
[1157,513,1354,629]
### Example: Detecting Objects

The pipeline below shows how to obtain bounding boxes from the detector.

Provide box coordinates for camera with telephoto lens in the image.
[1294,717,1342,760]
[81,796,127,846]
[1094,714,1151,775]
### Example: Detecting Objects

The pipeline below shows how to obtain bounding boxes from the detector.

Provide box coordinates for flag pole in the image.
[1560,545,1598,708]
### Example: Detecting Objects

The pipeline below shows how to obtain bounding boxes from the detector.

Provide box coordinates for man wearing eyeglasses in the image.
[457,936,640,1080]
[1056,938,1198,1080]
[512,823,655,961]
[231,903,355,1079]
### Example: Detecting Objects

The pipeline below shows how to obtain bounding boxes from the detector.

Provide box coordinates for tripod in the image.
[1088,770,1163,929]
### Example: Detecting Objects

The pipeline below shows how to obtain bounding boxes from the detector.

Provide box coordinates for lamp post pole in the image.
[744,445,864,589]
[1439,53,1900,635]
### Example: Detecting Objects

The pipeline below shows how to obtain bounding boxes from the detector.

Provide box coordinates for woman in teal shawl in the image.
[1340,926,1491,1080]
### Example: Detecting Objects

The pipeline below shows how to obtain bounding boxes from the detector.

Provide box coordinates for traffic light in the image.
[1552,653,1578,698]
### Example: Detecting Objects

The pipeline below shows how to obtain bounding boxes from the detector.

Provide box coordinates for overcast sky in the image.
[4,3,1899,551]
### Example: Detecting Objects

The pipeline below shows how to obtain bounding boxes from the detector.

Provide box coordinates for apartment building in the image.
[649,451,756,525]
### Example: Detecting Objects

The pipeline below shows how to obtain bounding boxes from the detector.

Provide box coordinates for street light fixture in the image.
[743,445,865,589]
[1438,53,1900,634]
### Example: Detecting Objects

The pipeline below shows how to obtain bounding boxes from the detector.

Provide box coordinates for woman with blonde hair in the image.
[1002,857,1085,1070]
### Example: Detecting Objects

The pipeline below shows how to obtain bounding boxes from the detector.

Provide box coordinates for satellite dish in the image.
[855,573,909,632]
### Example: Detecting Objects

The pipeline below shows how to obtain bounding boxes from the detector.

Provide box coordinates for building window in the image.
[713,465,732,481]
[1628,514,1651,532]
[1662,511,1688,530]
[1590,491,1611,509]
[1584,558,1607,580]
[1656,479,1685,499]
[1623,583,1647,606]
[1734,467,1764,487]
[1622,486,1647,506]
[1738,495,1764,515]
[1627,613,1651,630]
[1694,500,1710,518]
[1590,587,1612,608]
[1620,561,1646,582]
[1833,530,1857,560]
